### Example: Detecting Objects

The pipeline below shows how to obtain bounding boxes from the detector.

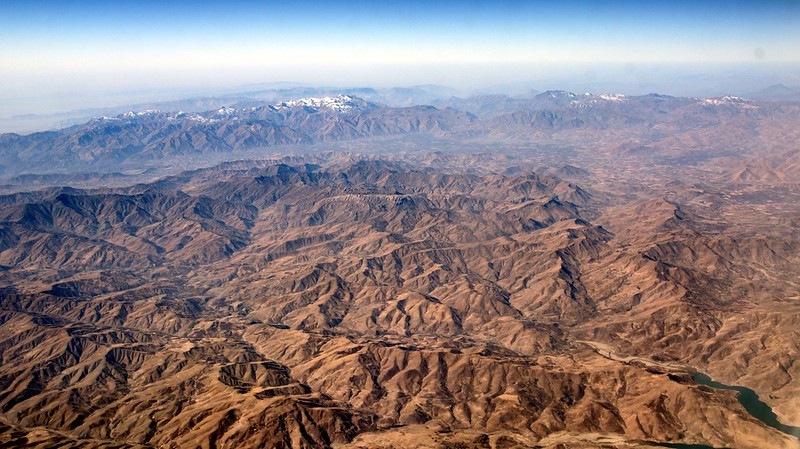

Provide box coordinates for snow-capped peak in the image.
[120,109,161,119]
[276,95,365,112]
[567,93,628,108]
[540,90,578,99]
[597,94,627,102]
[699,96,752,106]
[215,106,237,116]
[92,115,119,122]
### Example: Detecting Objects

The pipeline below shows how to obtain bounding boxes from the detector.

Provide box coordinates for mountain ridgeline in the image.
[0,91,799,449]
[0,96,474,170]
[0,157,799,448]
[2,92,799,176]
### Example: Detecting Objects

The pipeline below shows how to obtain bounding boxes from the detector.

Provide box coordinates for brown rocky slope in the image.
[0,160,798,448]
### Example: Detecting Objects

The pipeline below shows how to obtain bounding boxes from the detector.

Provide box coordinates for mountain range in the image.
[0,96,473,171]
[0,91,799,448]
[3,92,799,180]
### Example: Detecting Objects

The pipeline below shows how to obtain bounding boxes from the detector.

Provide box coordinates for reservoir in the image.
[692,373,800,439]
[645,373,799,449]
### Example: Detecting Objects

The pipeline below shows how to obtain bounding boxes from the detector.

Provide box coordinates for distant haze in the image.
[1,0,799,117]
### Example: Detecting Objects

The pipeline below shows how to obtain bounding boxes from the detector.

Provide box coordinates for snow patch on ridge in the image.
[698,96,755,107]
[275,95,365,112]
[598,94,627,102]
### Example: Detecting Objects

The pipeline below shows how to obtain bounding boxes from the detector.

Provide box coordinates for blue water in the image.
[692,373,800,439]
[643,372,799,448]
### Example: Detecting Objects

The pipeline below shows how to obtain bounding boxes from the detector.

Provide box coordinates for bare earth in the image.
[0,94,799,448]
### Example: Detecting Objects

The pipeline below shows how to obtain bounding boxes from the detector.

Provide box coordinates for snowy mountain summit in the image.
[699,96,755,107]
[276,95,369,112]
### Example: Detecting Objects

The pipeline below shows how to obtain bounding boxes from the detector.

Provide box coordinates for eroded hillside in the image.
[0,157,798,448]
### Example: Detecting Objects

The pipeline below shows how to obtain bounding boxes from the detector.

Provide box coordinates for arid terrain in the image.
[0,93,799,448]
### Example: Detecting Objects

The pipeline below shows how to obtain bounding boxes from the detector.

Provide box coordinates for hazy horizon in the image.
[1,0,799,120]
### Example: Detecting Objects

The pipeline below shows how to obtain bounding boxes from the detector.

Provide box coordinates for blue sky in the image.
[0,0,799,114]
